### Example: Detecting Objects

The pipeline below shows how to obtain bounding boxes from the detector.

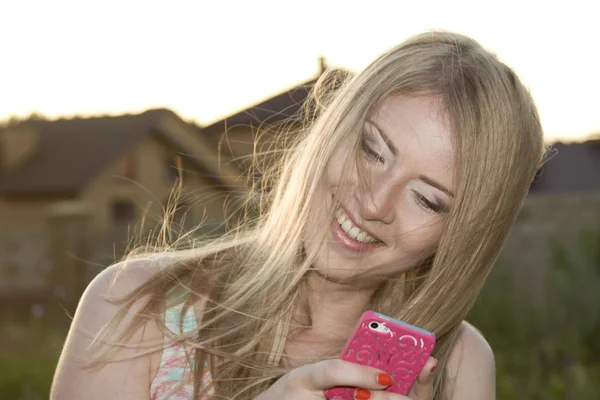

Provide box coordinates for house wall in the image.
[0,197,69,231]
[82,136,228,233]
[213,122,300,178]
[0,197,60,294]
[0,136,234,294]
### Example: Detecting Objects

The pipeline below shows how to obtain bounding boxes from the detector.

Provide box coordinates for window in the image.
[115,155,136,180]
[164,155,182,182]
[111,200,136,224]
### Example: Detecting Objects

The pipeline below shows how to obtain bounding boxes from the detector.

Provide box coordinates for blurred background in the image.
[1,1,599,399]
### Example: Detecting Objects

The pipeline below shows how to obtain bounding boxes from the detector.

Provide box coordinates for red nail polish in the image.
[430,360,438,373]
[377,373,393,386]
[354,388,371,400]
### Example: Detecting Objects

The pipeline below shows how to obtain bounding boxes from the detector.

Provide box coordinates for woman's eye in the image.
[361,138,385,164]
[413,191,446,214]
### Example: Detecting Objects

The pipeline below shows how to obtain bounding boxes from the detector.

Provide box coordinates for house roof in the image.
[0,109,242,196]
[530,139,600,194]
[201,63,354,138]
[202,78,318,136]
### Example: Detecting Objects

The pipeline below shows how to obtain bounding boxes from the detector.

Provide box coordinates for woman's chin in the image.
[308,265,389,288]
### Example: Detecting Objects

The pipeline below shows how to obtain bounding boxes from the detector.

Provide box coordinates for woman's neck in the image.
[294,271,382,340]
[284,271,381,367]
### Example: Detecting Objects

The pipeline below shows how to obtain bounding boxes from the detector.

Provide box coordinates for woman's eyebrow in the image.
[419,175,454,197]
[367,119,397,156]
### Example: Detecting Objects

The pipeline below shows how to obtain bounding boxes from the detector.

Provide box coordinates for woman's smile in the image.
[330,206,385,253]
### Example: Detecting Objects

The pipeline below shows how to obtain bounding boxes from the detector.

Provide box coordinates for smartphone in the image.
[324,310,436,399]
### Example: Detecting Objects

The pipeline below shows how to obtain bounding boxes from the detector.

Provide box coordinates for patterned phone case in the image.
[324,310,436,399]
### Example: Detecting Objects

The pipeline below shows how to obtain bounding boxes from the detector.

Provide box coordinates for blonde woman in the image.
[52,31,545,400]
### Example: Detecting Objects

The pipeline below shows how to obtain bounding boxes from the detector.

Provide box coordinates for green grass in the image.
[0,315,66,400]
[1,229,598,399]
[468,228,600,399]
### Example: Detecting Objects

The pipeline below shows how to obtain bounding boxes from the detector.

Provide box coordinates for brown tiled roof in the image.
[202,78,317,136]
[0,109,226,196]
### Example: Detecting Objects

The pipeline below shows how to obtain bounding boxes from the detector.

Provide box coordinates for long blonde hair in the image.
[95,31,545,399]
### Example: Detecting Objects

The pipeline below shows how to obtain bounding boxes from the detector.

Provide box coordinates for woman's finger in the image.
[352,387,411,400]
[298,359,392,390]
[407,356,437,399]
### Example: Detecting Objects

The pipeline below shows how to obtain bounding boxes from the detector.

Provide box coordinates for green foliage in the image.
[0,316,65,400]
[469,228,600,399]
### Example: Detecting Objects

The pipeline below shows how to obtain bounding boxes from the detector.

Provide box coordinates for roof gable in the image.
[202,79,317,136]
[531,139,600,194]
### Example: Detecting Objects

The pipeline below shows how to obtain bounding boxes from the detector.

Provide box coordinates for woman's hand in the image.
[255,357,437,400]
[407,357,437,399]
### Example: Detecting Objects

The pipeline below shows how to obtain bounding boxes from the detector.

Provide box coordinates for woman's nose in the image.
[358,179,401,224]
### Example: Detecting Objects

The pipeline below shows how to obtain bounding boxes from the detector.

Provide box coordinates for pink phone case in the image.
[324,310,436,399]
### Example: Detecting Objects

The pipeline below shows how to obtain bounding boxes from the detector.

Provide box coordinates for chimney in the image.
[319,55,328,76]
[0,127,39,170]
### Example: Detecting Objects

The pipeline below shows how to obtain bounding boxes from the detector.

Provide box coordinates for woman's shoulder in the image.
[50,254,176,399]
[88,254,170,297]
[85,250,196,303]
[445,321,496,399]
[453,321,494,357]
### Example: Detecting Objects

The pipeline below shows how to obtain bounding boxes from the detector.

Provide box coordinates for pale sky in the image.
[1,0,599,142]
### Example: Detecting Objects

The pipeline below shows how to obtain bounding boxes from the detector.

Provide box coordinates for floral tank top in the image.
[149,300,214,399]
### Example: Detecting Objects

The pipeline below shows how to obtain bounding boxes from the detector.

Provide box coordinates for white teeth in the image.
[341,220,352,232]
[335,207,380,244]
[357,231,366,242]
[348,227,360,239]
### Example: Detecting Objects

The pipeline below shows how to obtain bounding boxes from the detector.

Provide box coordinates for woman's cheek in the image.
[400,216,443,254]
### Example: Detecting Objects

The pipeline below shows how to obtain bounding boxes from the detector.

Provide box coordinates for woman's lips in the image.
[330,218,384,252]
[338,206,384,244]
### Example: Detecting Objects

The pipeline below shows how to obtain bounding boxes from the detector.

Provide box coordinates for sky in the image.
[1,0,599,142]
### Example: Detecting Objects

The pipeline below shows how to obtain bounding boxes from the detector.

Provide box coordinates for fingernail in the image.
[377,372,393,386]
[430,359,438,373]
[354,388,371,400]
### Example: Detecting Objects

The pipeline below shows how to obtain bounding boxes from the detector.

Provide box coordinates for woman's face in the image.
[305,94,455,283]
